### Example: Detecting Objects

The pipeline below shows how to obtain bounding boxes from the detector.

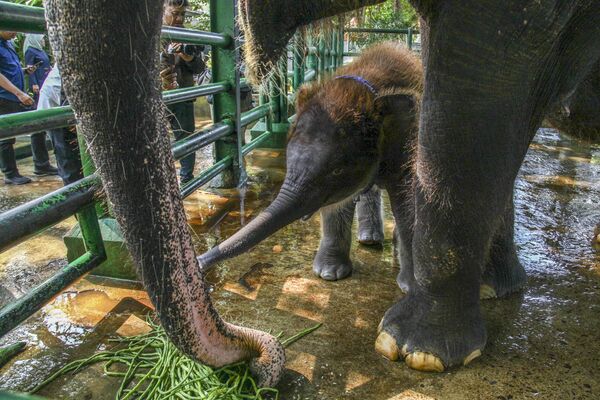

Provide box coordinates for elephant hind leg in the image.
[481,195,527,299]
[356,186,385,246]
[313,197,355,281]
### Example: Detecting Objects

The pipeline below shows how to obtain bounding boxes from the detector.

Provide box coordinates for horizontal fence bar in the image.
[240,104,270,128]
[304,69,317,83]
[0,1,44,33]
[0,84,228,140]
[180,156,233,198]
[172,122,233,160]
[0,175,100,252]
[161,26,232,48]
[343,52,361,57]
[0,106,75,140]
[162,81,230,105]
[0,250,104,337]
[242,130,273,156]
[344,27,418,34]
[0,2,233,49]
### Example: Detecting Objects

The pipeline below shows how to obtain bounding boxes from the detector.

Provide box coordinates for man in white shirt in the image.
[38,65,82,184]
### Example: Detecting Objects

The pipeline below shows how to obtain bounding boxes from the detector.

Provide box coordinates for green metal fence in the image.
[0,1,347,346]
[343,26,419,57]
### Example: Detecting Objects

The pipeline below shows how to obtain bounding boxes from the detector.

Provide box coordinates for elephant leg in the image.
[481,194,527,299]
[313,197,356,281]
[386,179,416,294]
[356,186,384,246]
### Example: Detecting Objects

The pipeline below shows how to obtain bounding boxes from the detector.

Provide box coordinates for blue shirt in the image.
[0,38,25,103]
[25,47,50,91]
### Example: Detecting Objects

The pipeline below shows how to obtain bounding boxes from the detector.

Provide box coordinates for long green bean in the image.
[31,318,321,399]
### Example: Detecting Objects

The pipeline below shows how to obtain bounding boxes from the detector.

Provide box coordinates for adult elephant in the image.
[44,0,284,387]
[224,0,600,374]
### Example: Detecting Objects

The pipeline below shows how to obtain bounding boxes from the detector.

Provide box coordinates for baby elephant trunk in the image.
[198,184,313,271]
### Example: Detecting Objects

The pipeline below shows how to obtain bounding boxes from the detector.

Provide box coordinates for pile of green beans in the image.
[32,320,321,400]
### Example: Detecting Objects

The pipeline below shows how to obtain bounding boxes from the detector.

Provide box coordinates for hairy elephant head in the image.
[199,79,397,270]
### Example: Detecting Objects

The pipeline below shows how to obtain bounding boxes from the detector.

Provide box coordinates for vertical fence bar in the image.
[76,204,105,259]
[318,36,325,78]
[77,129,107,218]
[232,0,246,186]
[293,33,304,90]
[407,27,413,50]
[210,0,237,187]
[279,60,288,122]
[338,25,344,66]
[331,29,337,69]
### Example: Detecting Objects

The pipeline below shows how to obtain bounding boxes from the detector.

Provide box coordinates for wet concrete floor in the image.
[1,127,600,399]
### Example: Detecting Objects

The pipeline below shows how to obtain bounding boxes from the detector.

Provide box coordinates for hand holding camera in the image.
[160,65,178,91]
[166,42,203,62]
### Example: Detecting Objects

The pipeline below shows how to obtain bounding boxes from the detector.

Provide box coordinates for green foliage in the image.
[186,0,210,31]
[10,0,43,7]
[346,0,418,49]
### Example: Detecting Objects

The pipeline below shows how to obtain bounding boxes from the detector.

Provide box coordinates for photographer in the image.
[0,30,57,185]
[161,0,206,185]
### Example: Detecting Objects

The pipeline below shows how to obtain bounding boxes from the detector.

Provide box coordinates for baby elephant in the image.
[199,42,422,284]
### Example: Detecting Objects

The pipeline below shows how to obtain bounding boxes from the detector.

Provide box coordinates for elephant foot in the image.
[375,292,486,372]
[313,249,352,281]
[481,256,527,299]
[357,225,384,246]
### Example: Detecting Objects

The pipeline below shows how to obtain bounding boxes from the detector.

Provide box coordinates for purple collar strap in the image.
[334,75,379,96]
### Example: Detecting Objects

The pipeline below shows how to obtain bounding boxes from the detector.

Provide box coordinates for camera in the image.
[166,43,203,57]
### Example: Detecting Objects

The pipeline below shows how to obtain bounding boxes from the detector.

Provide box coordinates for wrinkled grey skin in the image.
[546,59,600,142]
[314,185,384,281]
[235,0,600,374]
[356,186,385,245]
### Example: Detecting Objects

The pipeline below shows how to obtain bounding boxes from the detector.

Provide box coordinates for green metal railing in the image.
[0,0,349,347]
[343,26,419,57]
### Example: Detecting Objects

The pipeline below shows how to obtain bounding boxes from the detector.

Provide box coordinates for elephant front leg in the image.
[376,186,488,371]
[356,186,384,246]
[481,193,527,299]
[313,198,356,281]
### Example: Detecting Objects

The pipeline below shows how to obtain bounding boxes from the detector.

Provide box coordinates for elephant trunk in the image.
[199,184,310,271]
[45,0,283,387]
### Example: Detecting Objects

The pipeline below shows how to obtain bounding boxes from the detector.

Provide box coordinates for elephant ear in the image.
[374,89,419,121]
[296,82,322,112]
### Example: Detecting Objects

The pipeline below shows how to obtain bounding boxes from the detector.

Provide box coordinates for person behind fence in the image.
[24,33,51,104]
[160,0,206,185]
[37,64,83,185]
[0,30,57,185]
[24,33,58,178]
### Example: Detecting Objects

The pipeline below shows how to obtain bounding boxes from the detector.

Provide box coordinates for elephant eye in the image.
[332,168,344,176]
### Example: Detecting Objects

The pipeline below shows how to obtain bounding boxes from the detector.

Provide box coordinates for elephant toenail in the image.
[321,272,336,281]
[463,349,482,366]
[405,352,445,372]
[375,332,400,361]
[479,284,497,299]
